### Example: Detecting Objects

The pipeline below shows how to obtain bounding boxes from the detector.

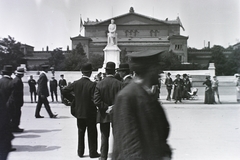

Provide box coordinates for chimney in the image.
[46,46,49,51]
[208,41,210,48]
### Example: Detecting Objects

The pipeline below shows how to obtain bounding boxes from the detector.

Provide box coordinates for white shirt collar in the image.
[123,74,131,81]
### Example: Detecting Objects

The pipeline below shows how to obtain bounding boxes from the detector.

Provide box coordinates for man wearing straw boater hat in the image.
[112,50,172,160]
[10,67,25,133]
[0,65,15,159]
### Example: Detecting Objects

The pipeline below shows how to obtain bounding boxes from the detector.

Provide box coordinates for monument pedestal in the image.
[98,45,121,73]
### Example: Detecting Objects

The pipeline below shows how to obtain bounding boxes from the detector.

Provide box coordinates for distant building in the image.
[70,7,188,63]
[233,42,240,50]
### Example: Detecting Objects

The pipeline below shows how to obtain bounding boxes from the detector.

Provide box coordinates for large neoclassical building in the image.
[71,7,188,63]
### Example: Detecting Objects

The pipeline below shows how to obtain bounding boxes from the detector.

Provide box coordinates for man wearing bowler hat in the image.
[62,63,100,158]
[35,65,57,118]
[117,63,132,86]
[10,67,25,133]
[0,65,15,159]
[94,62,124,160]
[112,50,172,160]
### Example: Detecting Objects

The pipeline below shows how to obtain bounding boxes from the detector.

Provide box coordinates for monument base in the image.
[98,45,121,73]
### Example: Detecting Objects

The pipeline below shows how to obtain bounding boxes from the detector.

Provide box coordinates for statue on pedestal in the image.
[107,19,117,46]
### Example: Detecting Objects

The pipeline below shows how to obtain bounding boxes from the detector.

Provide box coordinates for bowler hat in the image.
[167,72,171,76]
[16,67,25,75]
[105,62,116,70]
[176,74,180,77]
[117,63,130,71]
[2,65,13,74]
[81,63,93,72]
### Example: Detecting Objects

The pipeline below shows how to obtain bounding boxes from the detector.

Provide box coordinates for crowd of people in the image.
[1,52,240,159]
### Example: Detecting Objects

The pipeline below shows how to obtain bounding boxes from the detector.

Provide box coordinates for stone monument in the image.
[99,19,121,72]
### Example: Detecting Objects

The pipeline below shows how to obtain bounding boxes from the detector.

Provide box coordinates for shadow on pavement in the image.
[56,116,72,119]
[24,129,61,133]
[12,145,61,152]
[14,134,41,138]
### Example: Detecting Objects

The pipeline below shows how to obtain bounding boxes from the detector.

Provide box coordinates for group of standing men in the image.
[0,65,25,159]
[62,50,172,160]
[165,72,192,103]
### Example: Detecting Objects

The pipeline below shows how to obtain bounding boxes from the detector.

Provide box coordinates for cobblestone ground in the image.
[8,85,240,160]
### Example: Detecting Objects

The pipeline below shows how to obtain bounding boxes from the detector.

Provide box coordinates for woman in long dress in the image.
[203,76,214,104]
[236,75,240,103]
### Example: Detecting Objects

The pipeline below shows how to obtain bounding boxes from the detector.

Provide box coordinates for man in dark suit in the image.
[62,63,100,158]
[0,65,15,159]
[165,72,173,100]
[59,74,67,103]
[35,65,57,118]
[117,63,132,86]
[94,62,124,160]
[49,76,58,102]
[11,67,25,133]
[112,50,172,160]
[28,75,37,103]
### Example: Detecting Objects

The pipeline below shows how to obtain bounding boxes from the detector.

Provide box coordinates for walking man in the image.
[112,50,172,160]
[28,75,37,103]
[94,62,124,160]
[62,63,100,158]
[35,65,57,118]
[11,67,25,133]
[49,76,58,102]
[165,72,173,100]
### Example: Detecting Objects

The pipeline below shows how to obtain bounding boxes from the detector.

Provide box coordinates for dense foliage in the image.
[0,36,24,70]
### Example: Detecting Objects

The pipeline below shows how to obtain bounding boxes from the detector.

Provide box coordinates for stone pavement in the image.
[7,86,240,160]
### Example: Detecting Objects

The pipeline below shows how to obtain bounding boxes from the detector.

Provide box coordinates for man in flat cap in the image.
[62,63,100,158]
[117,63,132,86]
[94,62,124,160]
[59,74,67,103]
[112,50,172,160]
[0,65,15,159]
[10,67,25,133]
[35,65,57,118]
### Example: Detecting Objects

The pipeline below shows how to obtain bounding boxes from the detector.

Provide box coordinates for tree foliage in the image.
[225,47,240,75]
[159,51,181,70]
[64,43,88,71]
[88,53,104,71]
[0,36,24,69]
[48,48,66,71]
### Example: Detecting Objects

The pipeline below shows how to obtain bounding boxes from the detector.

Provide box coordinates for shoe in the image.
[35,115,44,118]
[12,128,24,133]
[98,157,107,160]
[9,148,17,152]
[90,153,100,158]
[50,114,58,118]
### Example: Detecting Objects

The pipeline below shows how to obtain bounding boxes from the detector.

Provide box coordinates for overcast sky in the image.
[0,0,239,51]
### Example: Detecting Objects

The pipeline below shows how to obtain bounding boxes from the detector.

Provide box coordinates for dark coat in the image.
[123,75,132,87]
[0,76,15,108]
[12,75,24,107]
[50,79,58,92]
[59,79,67,89]
[112,82,171,159]
[37,72,49,97]
[203,79,214,104]
[165,77,173,89]
[94,76,124,123]
[173,78,184,100]
[28,79,36,92]
[62,77,97,119]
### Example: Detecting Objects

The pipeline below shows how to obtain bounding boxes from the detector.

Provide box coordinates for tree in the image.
[120,48,129,63]
[209,45,227,75]
[48,48,66,71]
[159,51,181,70]
[0,36,24,69]
[225,47,240,75]
[88,53,104,70]
[64,43,88,71]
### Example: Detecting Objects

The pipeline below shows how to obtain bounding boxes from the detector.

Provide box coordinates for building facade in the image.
[71,7,188,63]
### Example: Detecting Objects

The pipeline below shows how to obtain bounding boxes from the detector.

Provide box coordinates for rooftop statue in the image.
[107,19,117,46]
